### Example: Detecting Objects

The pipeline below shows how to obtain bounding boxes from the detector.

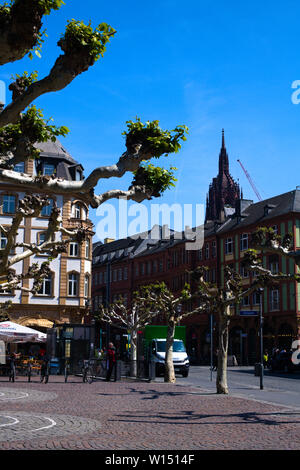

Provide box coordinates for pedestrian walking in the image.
[105,342,116,382]
[263,350,269,368]
[40,356,50,383]
[8,352,19,382]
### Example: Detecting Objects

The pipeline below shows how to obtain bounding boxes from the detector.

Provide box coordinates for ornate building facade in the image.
[0,139,93,331]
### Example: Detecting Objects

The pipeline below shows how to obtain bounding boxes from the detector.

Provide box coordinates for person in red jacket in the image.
[105,342,116,381]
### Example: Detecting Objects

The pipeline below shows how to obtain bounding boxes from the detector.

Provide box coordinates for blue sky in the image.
[1,0,300,240]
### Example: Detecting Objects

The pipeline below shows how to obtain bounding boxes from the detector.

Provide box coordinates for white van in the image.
[150,338,190,377]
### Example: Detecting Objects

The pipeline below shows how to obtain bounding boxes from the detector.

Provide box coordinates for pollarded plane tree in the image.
[0,1,188,305]
[96,285,168,378]
[193,230,300,395]
[250,227,300,269]
[132,281,210,384]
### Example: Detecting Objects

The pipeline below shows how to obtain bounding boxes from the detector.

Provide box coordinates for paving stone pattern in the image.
[0,376,299,450]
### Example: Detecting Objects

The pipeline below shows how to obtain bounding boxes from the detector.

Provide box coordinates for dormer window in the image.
[264,204,275,217]
[43,163,55,176]
[75,170,82,181]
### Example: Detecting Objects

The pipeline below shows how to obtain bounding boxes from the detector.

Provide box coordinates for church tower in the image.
[205,130,240,223]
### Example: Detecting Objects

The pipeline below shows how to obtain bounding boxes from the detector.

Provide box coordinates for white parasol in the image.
[0,321,47,343]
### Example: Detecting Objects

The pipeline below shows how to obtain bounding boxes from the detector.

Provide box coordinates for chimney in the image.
[104,238,115,244]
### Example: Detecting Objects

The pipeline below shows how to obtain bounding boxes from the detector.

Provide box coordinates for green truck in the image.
[143,325,189,377]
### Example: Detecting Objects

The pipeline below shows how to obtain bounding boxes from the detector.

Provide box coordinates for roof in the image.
[34,139,80,166]
[92,225,190,266]
[218,189,300,234]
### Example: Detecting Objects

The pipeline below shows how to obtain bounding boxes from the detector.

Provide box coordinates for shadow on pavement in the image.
[229,368,300,380]
[110,409,300,427]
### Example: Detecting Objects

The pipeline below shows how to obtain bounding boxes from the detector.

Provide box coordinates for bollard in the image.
[254,363,262,377]
[148,361,156,382]
[114,360,122,381]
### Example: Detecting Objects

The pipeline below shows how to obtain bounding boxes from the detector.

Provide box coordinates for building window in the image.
[225,237,233,254]
[14,162,25,172]
[198,248,202,261]
[41,199,53,217]
[240,265,249,278]
[69,242,79,257]
[241,294,250,306]
[270,289,279,311]
[0,230,7,249]
[75,170,82,181]
[2,195,16,214]
[253,291,261,305]
[73,203,81,219]
[272,225,278,235]
[205,243,210,260]
[85,239,90,259]
[135,265,139,277]
[38,274,53,296]
[269,255,279,274]
[211,269,216,283]
[84,275,90,298]
[71,202,88,220]
[240,233,248,251]
[68,273,79,296]
[159,259,163,272]
[140,263,145,275]
[43,163,55,176]
[113,270,117,282]
[153,260,157,274]
[124,267,128,280]
[212,240,216,258]
[118,269,122,281]
[39,233,46,245]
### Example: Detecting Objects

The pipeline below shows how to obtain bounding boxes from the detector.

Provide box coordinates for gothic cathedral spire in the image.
[205,130,240,223]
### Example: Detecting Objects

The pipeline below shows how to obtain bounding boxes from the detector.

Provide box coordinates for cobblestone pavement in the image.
[0,376,299,450]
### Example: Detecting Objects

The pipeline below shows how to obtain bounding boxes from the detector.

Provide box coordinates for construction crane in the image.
[237,159,262,202]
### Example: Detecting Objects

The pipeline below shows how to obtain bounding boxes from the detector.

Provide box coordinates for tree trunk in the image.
[164,319,176,383]
[130,332,137,378]
[216,314,230,394]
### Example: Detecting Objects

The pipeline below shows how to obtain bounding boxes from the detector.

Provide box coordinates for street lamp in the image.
[106,259,111,349]
[210,314,214,381]
[259,287,264,390]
